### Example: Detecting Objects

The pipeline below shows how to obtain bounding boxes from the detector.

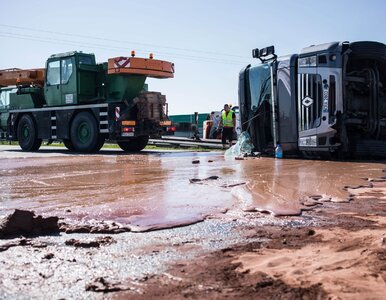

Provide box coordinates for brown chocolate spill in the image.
[0,210,59,238]
[85,277,133,293]
[0,238,47,252]
[65,236,115,248]
[1,155,385,231]
[43,253,54,260]
[235,158,386,216]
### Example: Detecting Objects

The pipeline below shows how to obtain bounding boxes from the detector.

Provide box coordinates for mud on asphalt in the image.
[1,181,385,299]
[113,184,386,300]
[0,147,385,299]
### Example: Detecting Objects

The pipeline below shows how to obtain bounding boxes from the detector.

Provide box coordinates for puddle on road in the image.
[233,158,385,216]
[0,152,385,230]
[0,152,236,230]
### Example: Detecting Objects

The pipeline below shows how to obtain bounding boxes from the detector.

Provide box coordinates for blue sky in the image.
[1,0,385,114]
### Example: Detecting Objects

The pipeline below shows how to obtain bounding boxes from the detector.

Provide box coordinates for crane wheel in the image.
[93,136,105,152]
[117,136,149,152]
[17,114,42,151]
[63,139,75,151]
[70,112,100,153]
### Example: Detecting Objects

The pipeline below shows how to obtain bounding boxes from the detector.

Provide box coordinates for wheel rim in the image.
[77,121,90,144]
[22,125,30,139]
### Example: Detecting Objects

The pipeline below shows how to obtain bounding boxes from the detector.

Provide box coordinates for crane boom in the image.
[0,68,45,87]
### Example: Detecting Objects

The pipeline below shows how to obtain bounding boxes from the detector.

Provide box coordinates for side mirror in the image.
[260,46,275,57]
[252,46,276,62]
[252,48,260,58]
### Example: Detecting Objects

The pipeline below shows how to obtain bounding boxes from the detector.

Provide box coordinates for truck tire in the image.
[70,112,100,153]
[93,136,105,152]
[65,136,103,152]
[63,139,75,151]
[17,114,42,151]
[117,136,149,152]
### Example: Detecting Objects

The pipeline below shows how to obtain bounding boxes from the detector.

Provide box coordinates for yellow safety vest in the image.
[222,110,234,127]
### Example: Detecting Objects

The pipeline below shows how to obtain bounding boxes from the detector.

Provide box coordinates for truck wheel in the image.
[93,136,105,152]
[63,139,75,151]
[117,136,149,152]
[70,112,99,152]
[17,114,42,151]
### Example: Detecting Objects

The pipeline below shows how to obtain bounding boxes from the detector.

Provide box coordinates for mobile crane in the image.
[0,51,174,152]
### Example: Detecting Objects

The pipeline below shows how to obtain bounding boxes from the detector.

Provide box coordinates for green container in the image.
[169,113,208,137]
[107,74,146,102]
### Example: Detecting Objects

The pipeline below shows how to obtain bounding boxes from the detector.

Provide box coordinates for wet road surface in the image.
[235,158,385,215]
[0,145,385,299]
[0,148,235,231]
[0,145,385,230]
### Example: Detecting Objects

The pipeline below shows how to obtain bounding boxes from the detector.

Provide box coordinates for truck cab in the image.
[44,52,101,106]
[239,41,386,158]
[239,53,298,154]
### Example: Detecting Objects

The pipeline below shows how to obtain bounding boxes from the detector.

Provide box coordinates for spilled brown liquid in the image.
[0,152,385,230]
[234,158,385,216]
[0,153,234,231]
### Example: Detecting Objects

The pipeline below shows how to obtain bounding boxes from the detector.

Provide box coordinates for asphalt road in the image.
[0,145,278,299]
[1,145,385,299]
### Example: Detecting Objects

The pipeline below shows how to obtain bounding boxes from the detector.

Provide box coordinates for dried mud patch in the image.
[114,248,327,300]
[0,210,59,238]
[235,226,386,300]
[65,236,116,248]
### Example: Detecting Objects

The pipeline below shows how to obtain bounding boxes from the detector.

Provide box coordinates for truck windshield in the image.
[248,64,271,114]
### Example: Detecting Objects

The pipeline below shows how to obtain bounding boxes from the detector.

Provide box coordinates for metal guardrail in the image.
[149,136,226,149]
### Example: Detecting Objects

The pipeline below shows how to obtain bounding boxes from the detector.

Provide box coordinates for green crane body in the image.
[0,51,174,152]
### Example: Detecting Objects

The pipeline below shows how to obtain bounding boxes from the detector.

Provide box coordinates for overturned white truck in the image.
[239,41,386,158]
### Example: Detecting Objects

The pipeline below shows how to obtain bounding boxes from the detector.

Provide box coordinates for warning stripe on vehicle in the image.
[115,107,120,121]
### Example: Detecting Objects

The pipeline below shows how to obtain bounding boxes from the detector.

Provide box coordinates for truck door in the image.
[45,60,61,107]
[77,55,97,101]
[60,57,76,105]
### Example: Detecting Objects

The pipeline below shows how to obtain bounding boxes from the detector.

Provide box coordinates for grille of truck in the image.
[134,92,167,122]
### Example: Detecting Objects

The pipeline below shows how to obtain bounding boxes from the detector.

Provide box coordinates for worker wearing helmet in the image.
[219,104,236,149]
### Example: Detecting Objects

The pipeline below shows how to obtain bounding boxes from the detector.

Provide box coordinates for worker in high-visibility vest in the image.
[219,104,236,149]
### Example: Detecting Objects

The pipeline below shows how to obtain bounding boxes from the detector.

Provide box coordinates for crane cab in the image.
[44,52,100,106]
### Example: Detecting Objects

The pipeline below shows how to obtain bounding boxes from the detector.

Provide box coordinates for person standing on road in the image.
[219,104,236,149]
